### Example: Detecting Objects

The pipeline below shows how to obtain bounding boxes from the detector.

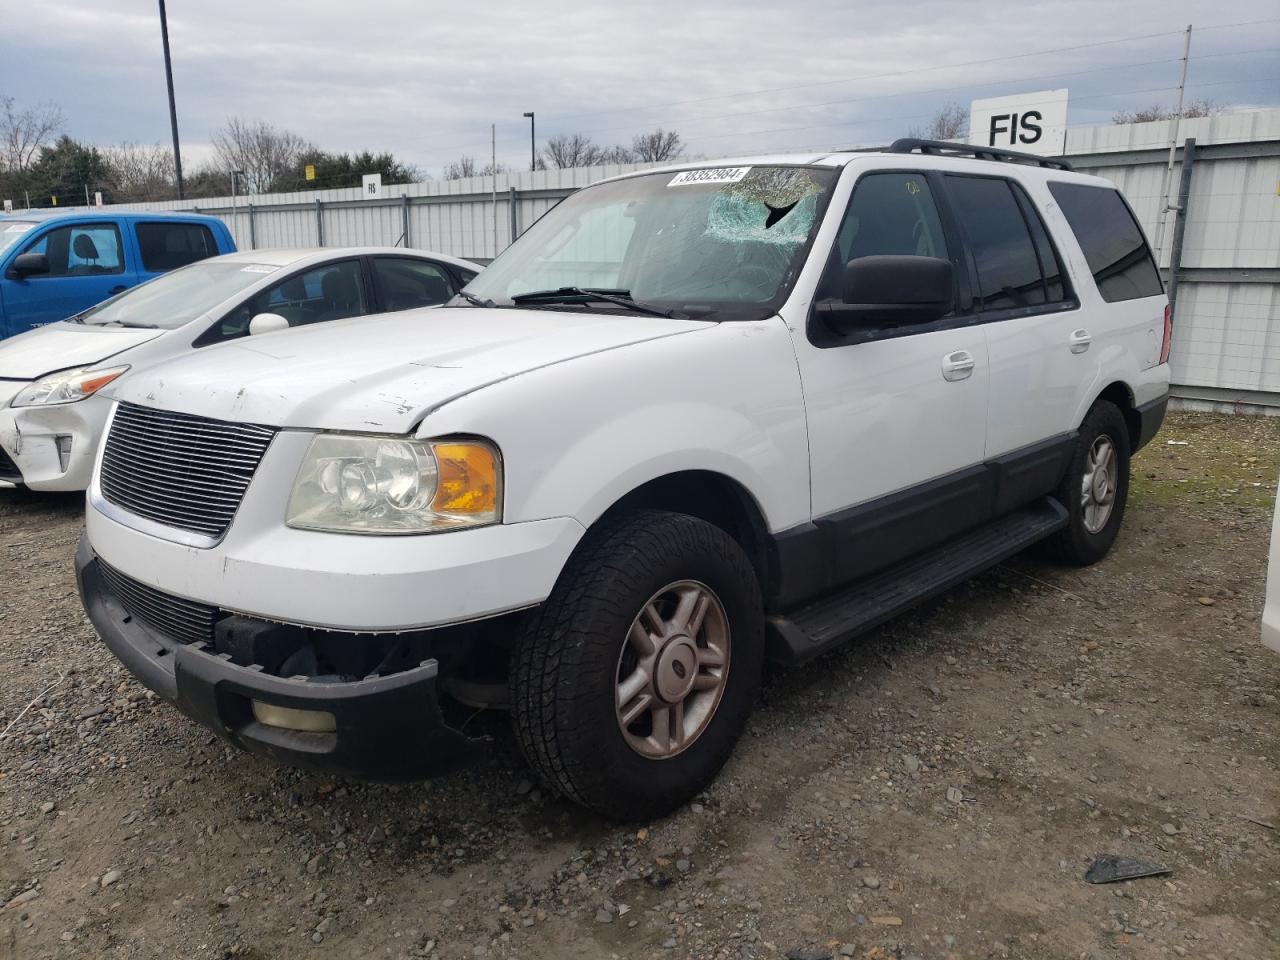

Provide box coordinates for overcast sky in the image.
[5,1,1279,177]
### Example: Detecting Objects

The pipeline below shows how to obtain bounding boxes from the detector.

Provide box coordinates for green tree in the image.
[285,149,420,191]
[28,136,111,207]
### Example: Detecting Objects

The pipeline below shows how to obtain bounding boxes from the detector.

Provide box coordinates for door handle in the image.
[942,349,976,382]
[1069,329,1092,354]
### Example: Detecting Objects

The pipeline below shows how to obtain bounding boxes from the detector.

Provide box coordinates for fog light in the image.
[55,435,73,472]
[251,701,336,733]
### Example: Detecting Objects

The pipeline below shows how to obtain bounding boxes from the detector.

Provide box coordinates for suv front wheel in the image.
[1045,399,1131,565]
[510,509,764,820]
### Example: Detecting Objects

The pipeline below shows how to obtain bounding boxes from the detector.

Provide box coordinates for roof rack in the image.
[886,138,1072,171]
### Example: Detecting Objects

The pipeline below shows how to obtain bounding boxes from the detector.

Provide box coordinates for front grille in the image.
[98,561,220,647]
[0,445,20,482]
[100,402,276,539]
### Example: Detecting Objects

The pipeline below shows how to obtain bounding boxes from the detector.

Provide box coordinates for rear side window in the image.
[1047,183,1162,302]
[135,221,217,273]
[944,176,1050,311]
[372,257,455,311]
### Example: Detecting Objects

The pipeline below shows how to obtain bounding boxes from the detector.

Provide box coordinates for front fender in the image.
[416,316,812,535]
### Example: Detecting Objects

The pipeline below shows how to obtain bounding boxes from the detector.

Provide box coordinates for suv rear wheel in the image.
[1045,399,1131,565]
[510,509,764,820]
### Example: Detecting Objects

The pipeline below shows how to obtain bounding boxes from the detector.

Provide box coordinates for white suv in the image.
[77,141,1171,819]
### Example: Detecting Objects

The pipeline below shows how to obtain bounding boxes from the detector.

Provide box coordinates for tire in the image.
[510,509,764,821]
[1044,400,1131,565]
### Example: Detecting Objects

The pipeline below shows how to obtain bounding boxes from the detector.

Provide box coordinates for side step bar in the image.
[767,496,1068,666]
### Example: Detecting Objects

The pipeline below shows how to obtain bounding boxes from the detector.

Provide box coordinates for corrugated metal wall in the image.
[94,110,1280,403]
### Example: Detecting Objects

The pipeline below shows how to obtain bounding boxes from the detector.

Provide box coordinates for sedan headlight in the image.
[11,365,129,407]
[286,434,501,534]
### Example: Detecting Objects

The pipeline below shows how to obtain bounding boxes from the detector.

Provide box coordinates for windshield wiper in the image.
[510,287,682,319]
[453,290,494,307]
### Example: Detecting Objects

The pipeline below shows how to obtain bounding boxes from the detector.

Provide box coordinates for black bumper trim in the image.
[1134,393,1169,452]
[75,535,477,780]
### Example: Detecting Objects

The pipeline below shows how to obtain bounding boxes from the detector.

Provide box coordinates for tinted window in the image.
[945,176,1045,310]
[136,221,217,272]
[210,260,368,341]
[372,258,454,311]
[836,172,948,264]
[1048,182,1163,302]
[22,223,124,276]
[1013,186,1069,303]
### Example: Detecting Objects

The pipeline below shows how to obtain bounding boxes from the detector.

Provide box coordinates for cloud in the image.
[4,0,1278,175]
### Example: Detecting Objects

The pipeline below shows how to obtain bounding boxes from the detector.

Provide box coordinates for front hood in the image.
[0,322,163,380]
[113,306,710,432]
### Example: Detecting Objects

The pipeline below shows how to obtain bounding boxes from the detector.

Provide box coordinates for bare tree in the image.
[442,156,505,180]
[1112,99,1221,124]
[908,102,968,141]
[0,95,65,172]
[631,128,682,162]
[211,117,313,193]
[102,142,176,202]
[544,133,608,169]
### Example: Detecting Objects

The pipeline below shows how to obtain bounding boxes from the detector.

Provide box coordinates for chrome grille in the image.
[100,403,276,538]
[98,561,220,647]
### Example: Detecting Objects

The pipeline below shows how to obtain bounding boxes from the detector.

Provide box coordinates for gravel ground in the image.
[1,410,1277,960]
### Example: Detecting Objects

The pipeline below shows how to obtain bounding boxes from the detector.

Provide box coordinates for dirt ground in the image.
[1,410,1277,960]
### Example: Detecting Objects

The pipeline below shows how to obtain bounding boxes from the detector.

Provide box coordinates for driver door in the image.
[787,169,990,590]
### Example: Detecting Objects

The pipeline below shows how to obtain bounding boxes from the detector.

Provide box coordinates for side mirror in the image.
[817,255,954,334]
[248,312,290,336]
[10,252,50,279]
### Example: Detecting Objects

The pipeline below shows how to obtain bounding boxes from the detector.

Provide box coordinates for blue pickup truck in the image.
[0,211,235,340]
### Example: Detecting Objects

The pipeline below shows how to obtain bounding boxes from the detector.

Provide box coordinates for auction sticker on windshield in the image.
[668,167,751,187]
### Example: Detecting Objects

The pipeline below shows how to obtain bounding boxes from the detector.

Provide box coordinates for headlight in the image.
[286,434,501,534]
[12,365,129,407]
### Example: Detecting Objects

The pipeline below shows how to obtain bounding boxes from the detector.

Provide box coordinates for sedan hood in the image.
[112,306,709,432]
[0,322,164,380]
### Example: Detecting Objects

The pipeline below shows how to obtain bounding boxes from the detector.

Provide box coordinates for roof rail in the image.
[886,138,1073,171]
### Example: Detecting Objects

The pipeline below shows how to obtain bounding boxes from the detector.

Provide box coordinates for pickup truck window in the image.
[22,223,124,277]
[465,166,838,321]
[136,221,217,272]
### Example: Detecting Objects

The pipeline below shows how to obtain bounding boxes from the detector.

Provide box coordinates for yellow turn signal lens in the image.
[430,441,501,519]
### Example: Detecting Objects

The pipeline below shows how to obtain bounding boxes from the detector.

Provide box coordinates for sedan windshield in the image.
[72,259,281,330]
[463,165,838,321]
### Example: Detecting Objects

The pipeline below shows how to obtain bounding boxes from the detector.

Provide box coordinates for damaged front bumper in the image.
[0,387,111,491]
[75,535,480,780]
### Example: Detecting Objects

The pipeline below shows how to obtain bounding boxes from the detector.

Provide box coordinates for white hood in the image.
[0,322,164,380]
[112,306,709,433]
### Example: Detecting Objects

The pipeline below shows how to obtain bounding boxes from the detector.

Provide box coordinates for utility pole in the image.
[158,0,185,200]
[523,112,536,172]
[1153,24,1192,264]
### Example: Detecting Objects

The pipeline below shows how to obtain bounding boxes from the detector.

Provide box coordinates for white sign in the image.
[362,173,384,199]
[94,191,103,207]
[969,89,1068,157]
[668,167,751,187]
[2,199,11,214]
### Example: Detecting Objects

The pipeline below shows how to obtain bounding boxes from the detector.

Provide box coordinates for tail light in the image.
[1159,303,1172,365]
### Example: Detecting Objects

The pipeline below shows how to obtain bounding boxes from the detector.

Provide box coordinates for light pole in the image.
[522,112,536,172]
[158,0,185,200]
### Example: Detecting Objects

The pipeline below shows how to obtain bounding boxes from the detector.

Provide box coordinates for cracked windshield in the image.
[462,165,837,320]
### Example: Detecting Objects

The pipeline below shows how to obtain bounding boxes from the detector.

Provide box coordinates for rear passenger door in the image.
[941,174,1082,461]
[370,257,456,312]
[134,221,219,278]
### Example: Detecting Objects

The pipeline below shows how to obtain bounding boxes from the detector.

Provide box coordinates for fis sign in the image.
[969,89,1068,157]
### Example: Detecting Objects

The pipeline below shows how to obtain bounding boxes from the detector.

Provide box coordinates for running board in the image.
[767,496,1068,666]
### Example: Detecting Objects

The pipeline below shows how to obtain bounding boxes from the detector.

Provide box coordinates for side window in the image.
[136,222,217,272]
[209,260,367,342]
[22,224,124,277]
[372,258,455,311]
[944,176,1047,310]
[1047,182,1163,302]
[457,269,479,287]
[1013,186,1070,304]
[835,172,948,265]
